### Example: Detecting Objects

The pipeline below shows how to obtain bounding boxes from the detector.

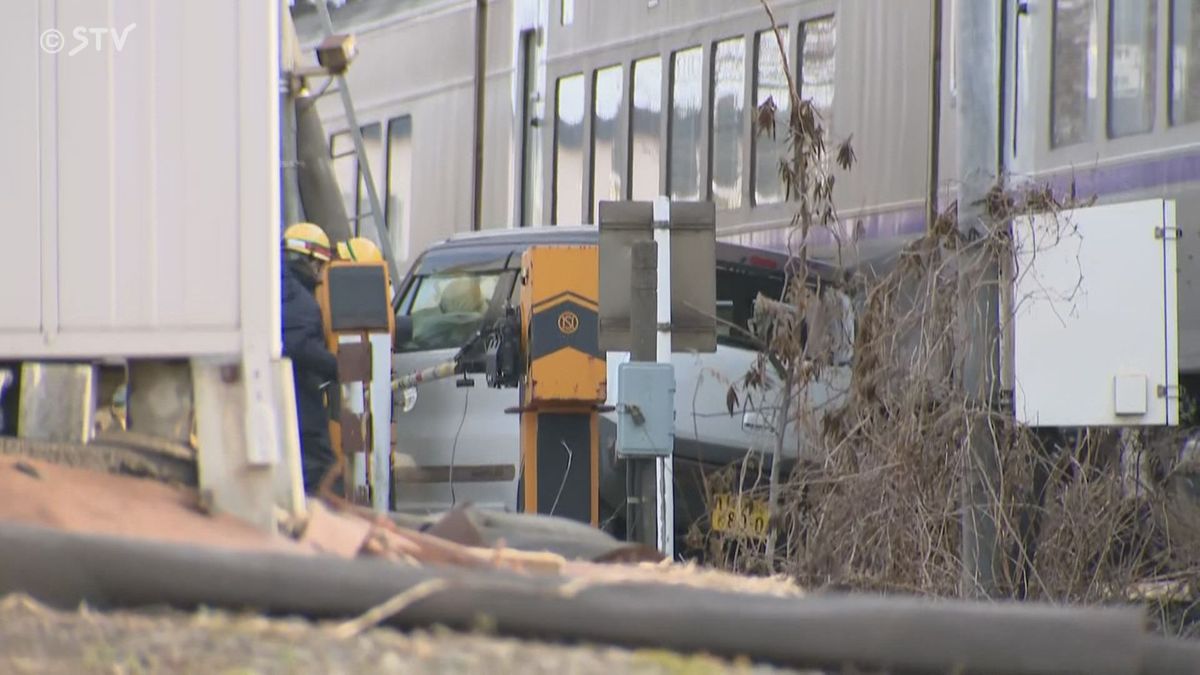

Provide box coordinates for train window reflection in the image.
[801,17,837,129]
[554,74,585,224]
[330,132,357,229]
[630,56,663,201]
[355,123,382,237]
[386,116,412,263]
[1052,0,1099,147]
[754,28,789,205]
[669,47,703,201]
[1171,0,1200,125]
[711,37,746,210]
[1108,0,1157,137]
[592,65,623,223]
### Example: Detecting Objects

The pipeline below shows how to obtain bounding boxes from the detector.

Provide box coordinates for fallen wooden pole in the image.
[0,522,1192,674]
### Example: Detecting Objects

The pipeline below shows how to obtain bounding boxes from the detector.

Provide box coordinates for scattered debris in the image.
[0,447,808,602]
[0,455,303,555]
[299,501,372,558]
[0,448,1196,674]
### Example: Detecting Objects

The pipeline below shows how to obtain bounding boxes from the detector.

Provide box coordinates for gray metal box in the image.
[616,362,676,458]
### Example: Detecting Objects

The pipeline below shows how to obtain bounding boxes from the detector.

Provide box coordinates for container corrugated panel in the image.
[0,0,281,359]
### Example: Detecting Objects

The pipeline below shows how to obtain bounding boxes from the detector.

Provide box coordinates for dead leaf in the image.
[755,96,778,139]
[836,137,856,170]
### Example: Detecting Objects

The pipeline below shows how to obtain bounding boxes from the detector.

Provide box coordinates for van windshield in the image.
[396,271,506,351]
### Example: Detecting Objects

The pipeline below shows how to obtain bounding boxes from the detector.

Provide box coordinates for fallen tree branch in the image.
[333,578,451,639]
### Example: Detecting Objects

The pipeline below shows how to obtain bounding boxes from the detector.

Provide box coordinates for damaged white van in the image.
[389,226,852,543]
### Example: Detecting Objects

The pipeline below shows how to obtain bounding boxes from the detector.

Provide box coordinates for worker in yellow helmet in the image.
[336,236,395,306]
[336,236,383,262]
[281,223,340,494]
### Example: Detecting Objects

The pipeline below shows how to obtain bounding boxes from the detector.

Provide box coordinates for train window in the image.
[355,123,383,236]
[385,116,412,262]
[1108,0,1158,137]
[669,47,704,201]
[800,16,837,128]
[1051,0,1099,147]
[754,28,790,205]
[1171,0,1200,125]
[329,131,357,227]
[592,65,624,223]
[711,37,747,210]
[554,74,585,225]
[630,56,663,201]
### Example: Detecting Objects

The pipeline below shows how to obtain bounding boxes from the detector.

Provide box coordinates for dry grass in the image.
[696,2,1200,638]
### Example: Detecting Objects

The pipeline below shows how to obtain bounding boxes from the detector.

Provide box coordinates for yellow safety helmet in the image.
[336,237,383,263]
[283,223,332,262]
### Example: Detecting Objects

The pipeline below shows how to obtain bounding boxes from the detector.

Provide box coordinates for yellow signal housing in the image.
[518,245,606,525]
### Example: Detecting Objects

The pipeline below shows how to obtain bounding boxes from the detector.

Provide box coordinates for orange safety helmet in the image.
[336,236,384,263]
[283,223,332,262]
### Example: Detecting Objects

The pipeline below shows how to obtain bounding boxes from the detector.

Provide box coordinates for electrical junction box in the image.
[1012,199,1179,426]
[616,362,675,458]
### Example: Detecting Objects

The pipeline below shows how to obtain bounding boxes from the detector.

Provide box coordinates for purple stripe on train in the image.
[1032,150,1200,201]
[720,148,1200,254]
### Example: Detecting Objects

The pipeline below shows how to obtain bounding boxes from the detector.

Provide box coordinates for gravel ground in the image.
[0,594,819,675]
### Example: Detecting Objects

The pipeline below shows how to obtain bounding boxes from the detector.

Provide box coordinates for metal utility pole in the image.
[956,0,1004,599]
[616,200,676,556]
[652,197,675,558]
[471,0,488,231]
[628,240,658,545]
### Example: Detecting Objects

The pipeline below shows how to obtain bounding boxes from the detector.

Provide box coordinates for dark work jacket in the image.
[282,260,339,443]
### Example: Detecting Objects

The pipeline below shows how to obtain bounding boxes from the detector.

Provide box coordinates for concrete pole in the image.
[295,96,353,242]
[955,0,1004,599]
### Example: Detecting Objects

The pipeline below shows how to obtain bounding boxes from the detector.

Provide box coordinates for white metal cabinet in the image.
[0,0,280,361]
[1013,199,1180,426]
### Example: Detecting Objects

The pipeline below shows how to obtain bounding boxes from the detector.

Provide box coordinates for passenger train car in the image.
[293,0,1200,526]
[293,0,1200,379]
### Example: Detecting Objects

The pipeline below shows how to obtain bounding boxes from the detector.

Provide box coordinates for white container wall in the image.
[0,0,281,360]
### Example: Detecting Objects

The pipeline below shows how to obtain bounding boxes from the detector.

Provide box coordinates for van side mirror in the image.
[394,315,413,351]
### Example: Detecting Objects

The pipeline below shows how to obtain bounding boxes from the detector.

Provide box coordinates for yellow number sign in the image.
[711,492,769,539]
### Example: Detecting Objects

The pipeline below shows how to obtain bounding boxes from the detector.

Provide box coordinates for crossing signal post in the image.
[316,258,395,510]
[598,198,716,558]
